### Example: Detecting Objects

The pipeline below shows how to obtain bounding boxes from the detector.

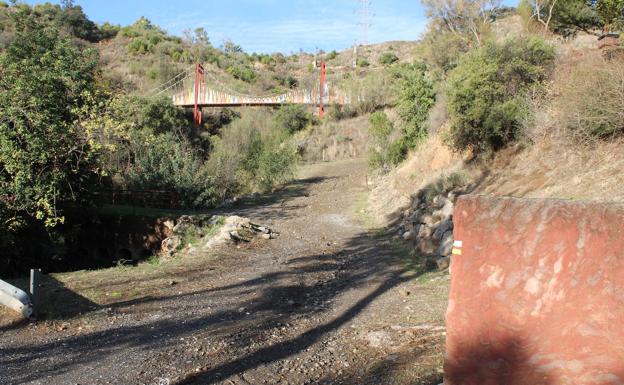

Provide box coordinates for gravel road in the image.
[0,159,447,385]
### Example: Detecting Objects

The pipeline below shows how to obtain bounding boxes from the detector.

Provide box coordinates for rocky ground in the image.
[0,159,448,385]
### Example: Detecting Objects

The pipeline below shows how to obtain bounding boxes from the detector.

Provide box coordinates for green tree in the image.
[446,36,555,155]
[549,0,601,35]
[596,0,624,31]
[0,8,100,229]
[274,104,314,133]
[393,63,436,151]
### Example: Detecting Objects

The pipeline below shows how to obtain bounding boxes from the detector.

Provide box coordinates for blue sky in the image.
[25,0,519,53]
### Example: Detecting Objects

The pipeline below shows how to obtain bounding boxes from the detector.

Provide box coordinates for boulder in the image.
[433,219,453,241]
[437,256,451,270]
[418,238,437,255]
[438,230,454,257]
[161,235,181,257]
[421,215,435,228]
[173,215,195,234]
[418,224,432,239]
[402,231,415,241]
[441,200,455,218]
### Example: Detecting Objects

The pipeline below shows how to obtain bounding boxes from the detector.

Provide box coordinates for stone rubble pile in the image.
[396,187,467,270]
[161,214,278,258]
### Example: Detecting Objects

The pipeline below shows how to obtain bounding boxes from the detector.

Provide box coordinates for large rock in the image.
[433,219,453,241]
[433,200,454,222]
[421,215,435,228]
[418,224,433,239]
[436,256,450,270]
[438,230,454,257]
[418,238,437,255]
[173,215,195,234]
[161,235,181,257]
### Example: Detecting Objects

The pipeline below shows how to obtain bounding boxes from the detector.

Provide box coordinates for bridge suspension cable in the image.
[150,61,351,126]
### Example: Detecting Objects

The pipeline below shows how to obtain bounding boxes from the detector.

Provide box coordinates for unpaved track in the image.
[0,159,447,385]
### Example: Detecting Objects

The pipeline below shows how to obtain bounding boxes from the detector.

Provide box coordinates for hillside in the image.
[2,1,624,384]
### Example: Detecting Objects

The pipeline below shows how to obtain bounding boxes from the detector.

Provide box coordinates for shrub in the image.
[379,52,399,66]
[326,50,338,60]
[207,110,298,196]
[446,36,555,155]
[127,37,151,54]
[367,111,398,169]
[328,105,357,121]
[419,29,470,77]
[368,111,394,140]
[125,133,217,208]
[393,62,436,152]
[226,65,256,83]
[98,22,120,39]
[274,104,315,133]
[344,70,395,114]
[356,57,370,67]
[556,55,624,140]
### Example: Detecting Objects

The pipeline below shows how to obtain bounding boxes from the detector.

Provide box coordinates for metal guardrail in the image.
[0,279,32,318]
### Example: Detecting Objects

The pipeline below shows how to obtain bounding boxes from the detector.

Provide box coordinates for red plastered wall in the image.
[445,196,624,385]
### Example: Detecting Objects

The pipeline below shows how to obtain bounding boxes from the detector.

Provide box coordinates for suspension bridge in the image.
[153,62,351,124]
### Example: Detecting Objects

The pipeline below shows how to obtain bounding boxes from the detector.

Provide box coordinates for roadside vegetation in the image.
[0,3,314,274]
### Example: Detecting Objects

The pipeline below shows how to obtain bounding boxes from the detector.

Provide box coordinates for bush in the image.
[379,52,399,66]
[446,36,555,155]
[419,29,470,77]
[127,37,151,54]
[368,111,394,140]
[393,62,436,152]
[556,55,624,140]
[207,111,298,196]
[125,133,216,208]
[356,57,370,67]
[367,111,398,169]
[274,104,315,133]
[344,70,395,114]
[226,65,256,83]
[328,105,357,121]
[326,50,338,60]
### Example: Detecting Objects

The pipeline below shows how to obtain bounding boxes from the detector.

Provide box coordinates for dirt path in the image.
[0,159,448,385]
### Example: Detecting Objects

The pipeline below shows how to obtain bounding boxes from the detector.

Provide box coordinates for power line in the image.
[357,0,371,46]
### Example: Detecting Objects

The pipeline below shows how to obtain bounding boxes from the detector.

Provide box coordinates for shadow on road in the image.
[0,167,437,384]
[1,228,424,384]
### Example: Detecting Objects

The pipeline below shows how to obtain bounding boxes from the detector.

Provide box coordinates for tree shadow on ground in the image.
[315,348,444,385]
[35,275,99,320]
[215,176,337,222]
[0,228,425,384]
[0,275,98,333]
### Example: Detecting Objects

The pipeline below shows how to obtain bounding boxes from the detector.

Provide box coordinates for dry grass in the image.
[483,48,624,202]
[368,131,466,225]
[298,114,371,163]
[553,52,624,142]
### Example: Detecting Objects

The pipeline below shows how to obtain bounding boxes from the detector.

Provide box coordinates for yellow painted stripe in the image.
[452,248,463,256]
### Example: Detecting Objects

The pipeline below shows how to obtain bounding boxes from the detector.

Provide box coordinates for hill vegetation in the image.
[0,2,321,273]
[367,0,624,227]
